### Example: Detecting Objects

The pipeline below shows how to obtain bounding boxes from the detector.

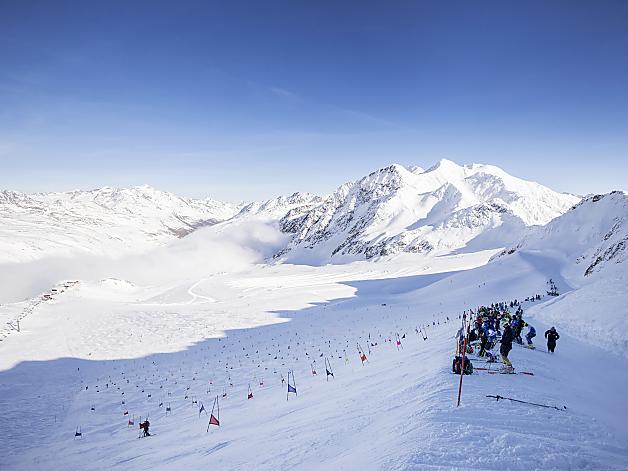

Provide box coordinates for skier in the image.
[516,317,527,345]
[545,327,560,353]
[500,323,514,372]
[141,419,151,437]
[511,315,524,344]
[525,325,536,346]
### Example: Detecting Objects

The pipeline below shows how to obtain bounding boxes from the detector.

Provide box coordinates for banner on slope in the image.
[325,357,334,381]
[207,396,220,430]
[286,370,297,401]
[357,343,368,365]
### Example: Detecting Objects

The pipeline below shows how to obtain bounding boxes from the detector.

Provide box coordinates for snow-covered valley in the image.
[0,161,626,470]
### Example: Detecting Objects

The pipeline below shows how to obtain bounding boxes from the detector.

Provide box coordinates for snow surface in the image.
[1,247,626,470]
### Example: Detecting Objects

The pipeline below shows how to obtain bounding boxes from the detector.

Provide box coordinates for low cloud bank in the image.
[0,220,288,303]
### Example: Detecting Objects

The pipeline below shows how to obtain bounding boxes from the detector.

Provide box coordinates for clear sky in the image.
[1,0,627,201]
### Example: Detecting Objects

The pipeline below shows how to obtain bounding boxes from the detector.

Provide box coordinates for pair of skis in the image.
[474,367,534,375]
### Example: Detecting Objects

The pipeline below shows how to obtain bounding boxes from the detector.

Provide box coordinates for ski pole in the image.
[487,395,566,411]
[456,321,470,407]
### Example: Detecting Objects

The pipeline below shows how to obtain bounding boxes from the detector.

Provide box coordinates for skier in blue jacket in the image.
[525,325,536,346]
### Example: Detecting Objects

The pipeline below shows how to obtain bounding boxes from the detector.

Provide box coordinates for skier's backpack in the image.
[452,356,473,375]
[464,357,474,374]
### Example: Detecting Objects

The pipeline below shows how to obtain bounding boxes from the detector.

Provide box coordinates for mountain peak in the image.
[366,163,410,178]
[407,165,425,175]
[427,158,464,173]
[130,184,159,193]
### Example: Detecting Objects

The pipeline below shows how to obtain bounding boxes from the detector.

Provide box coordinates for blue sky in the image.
[1,0,627,201]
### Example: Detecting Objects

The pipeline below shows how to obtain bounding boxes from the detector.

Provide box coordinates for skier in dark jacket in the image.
[545,327,560,353]
[478,326,489,357]
[513,315,525,344]
[500,324,514,370]
[142,419,151,437]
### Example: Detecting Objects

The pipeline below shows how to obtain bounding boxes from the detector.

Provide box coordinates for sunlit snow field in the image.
[1,242,627,470]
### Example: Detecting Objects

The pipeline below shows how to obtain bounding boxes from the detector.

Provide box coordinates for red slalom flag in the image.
[207,396,221,431]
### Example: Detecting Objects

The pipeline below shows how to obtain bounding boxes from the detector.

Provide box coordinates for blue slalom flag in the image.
[288,384,297,394]
[326,369,333,377]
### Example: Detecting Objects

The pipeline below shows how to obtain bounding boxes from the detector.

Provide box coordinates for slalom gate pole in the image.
[456,321,470,407]
[455,328,460,356]
[207,400,213,432]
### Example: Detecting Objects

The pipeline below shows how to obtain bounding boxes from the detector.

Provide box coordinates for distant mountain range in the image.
[229,159,580,264]
[0,185,242,263]
[4,159,621,266]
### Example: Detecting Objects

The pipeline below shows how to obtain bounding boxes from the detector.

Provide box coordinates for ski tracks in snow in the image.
[186,279,216,305]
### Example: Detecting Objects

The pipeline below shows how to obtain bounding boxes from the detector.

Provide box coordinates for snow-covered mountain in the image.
[275,159,580,263]
[0,186,242,263]
[494,190,628,278]
[0,160,581,265]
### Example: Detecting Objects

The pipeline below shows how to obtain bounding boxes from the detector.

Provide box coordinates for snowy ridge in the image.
[0,186,243,263]
[235,191,323,219]
[494,191,628,278]
[277,159,579,263]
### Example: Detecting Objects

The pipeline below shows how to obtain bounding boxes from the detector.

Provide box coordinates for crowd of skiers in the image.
[454,298,560,374]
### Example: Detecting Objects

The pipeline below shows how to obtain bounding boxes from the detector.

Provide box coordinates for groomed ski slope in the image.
[0,251,627,470]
